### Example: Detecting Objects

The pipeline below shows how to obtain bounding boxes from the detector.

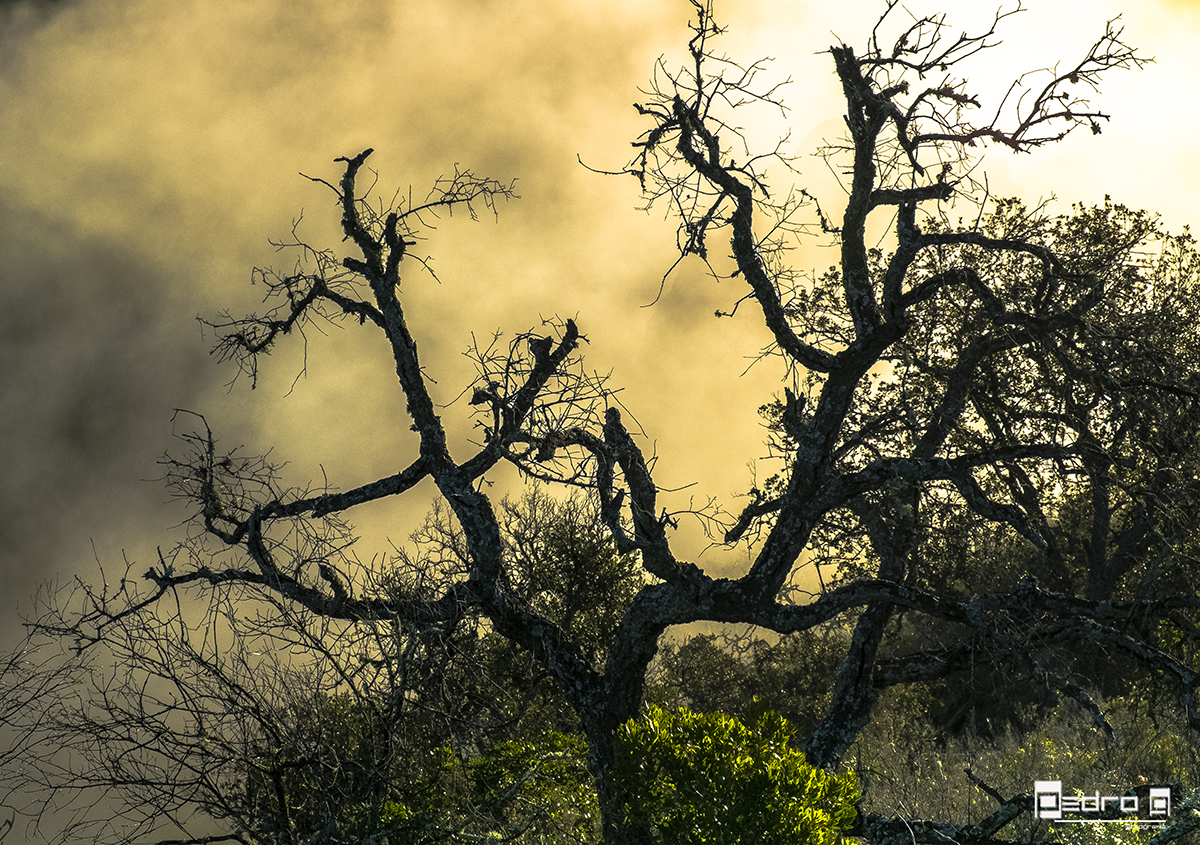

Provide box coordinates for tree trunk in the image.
[588,727,657,845]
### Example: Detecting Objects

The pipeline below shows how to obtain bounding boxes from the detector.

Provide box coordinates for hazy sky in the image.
[0,0,1198,648]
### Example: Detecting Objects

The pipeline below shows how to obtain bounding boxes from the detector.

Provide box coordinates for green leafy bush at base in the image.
[466,731,600,842]
[614,704,859,845]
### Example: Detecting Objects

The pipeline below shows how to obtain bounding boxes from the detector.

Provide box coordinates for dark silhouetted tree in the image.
[16,2,1200,844]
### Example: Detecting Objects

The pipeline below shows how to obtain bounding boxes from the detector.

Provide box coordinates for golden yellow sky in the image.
[0,0,1196,640]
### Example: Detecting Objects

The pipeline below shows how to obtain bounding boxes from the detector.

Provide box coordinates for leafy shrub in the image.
[614,704,859,845]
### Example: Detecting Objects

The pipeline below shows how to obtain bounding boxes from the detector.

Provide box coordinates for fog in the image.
[0,0,1196,655]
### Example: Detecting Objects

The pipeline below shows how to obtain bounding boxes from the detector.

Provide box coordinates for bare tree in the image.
[13,486,625,845]
[19,2,1200,843]
[0,624,83,844]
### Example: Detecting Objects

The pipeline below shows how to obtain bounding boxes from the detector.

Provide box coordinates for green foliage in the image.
[467,732,600,842]
[497,489,644,667]
[338,799,413,843]
[613,704,859,845]
[848,688,1197,843]
[761,197,1200,608]
[658,631,841,740]
[235,691,461,844]
[241,695,599,844]
[223,488,634,844]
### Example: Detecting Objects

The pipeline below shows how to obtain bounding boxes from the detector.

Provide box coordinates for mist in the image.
[0,0,1196,653]
[0,0,720,643]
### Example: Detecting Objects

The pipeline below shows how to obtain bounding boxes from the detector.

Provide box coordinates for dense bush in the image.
[614,704,858,845]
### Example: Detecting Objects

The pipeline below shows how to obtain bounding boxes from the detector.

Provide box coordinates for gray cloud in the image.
[0,193,212,634]
[2,0,1195,651]
[0,0,697,641]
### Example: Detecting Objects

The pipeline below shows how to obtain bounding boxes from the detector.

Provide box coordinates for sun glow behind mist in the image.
[0,0,1193,635]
